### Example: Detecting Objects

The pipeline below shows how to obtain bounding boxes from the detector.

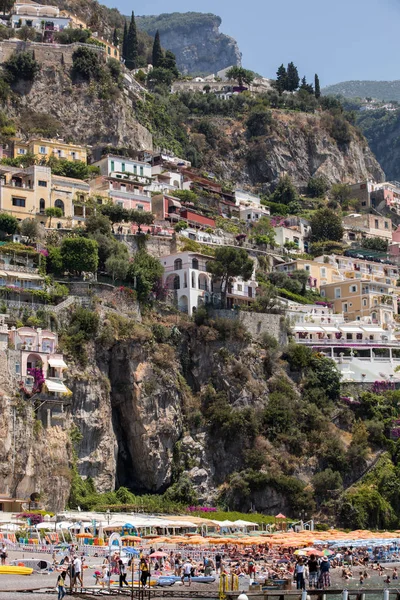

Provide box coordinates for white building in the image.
[11,2,71,31]
[92,155,152,183]
[160,252,214,315]
[274,225,305,252]
[239,206,270,222]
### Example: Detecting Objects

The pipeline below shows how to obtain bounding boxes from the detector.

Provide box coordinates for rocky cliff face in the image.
[8,58,152,150]
[137,13,241,75]
[193,111,384,190]
[0,350,71,511]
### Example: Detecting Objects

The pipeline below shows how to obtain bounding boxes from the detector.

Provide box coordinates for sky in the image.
[105,0,400,86]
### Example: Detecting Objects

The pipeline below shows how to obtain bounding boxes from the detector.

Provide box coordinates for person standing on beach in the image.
[119,559,129,587]
[0,543,7,565]
[294,559,305,590]
[56,570,67,600]
[308,554,319,589]
[181,558,192,587]
[319,557,331,589]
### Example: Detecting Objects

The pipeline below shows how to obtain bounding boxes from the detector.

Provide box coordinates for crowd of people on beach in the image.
[13,539,400,598]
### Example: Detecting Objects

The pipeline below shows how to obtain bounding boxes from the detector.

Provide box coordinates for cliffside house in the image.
[160,251,258,314]
[160,252,215,315]
[342,213,392,244]
[12,138,87,164]
[8,326,70,396]
[0,165,90,228]
[90,173,152,216]
[11,1,71,40]
[92,155,152,184]
[320,280,398,325]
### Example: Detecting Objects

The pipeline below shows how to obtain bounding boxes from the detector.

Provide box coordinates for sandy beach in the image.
[1,548,400,600]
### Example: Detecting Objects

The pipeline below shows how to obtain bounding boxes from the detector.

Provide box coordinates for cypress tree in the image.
[125,12,138,70]
[314,73,321,99]
[112,27,118,47]
[275,63,287,94]
[122,21,128,60]
[152,30,163,68]
[286,62,299,92]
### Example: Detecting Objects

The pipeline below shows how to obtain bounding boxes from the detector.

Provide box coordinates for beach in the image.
[0,547,400,600]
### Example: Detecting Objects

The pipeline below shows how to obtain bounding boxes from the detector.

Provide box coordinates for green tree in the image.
[271,174,298,205]
[100,203,129,226]
[207,247,254,308]
[246,108,272,138]
[314,73,321,99]
[125,12,138,70]
[147,67,174,89]
[60,237,99,276]
[0,212,18,234]
[275,63,287,94]
[128,209,154,232]
[307,176,329,198]
[361,237,389,252]
[226,66,255,87]
[312,469,343,503]
[162,50,179,78]
[122,21,128,60]
[4,51,39,83]
[46,246,63,276]
[72,47,101,81]
[300,75,314,94]
[310,207,344,242]
[85,214,112,236]
[152,30,163,68]
[45,206,63,228]
[250,216,276,246]
[286,62,300,91]
[112,27,119,47]
[105,255,130,282]
[127,250,163,302]
[0,0,13,14]
[330,183,351,205]
[20,218,40,241]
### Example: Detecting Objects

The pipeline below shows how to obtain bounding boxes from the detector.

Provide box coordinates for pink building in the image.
[9,327,68,391]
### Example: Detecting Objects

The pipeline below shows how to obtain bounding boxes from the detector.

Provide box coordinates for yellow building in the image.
[320,279,398,325]
[13,138,88,164]
[59,10,120,60]
[0,165,91,228]
[276,258,341,289]
[314,254,399,288]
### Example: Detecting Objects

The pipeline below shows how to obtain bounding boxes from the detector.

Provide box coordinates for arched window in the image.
[191,272,196,288]
[192,258,199,270]
[174,258,182,270]
[54,199,64,215]
[173,275,180,290]
[39,198,45,213]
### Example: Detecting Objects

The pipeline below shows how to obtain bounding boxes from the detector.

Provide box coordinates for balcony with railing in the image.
[164,260,211,273]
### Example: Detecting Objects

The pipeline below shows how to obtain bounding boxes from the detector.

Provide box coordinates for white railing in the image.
[297,339,400,346]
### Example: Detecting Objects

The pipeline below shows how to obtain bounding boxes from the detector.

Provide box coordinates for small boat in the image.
[0,566,33,575]
[157,575,215,586]
[10,559,52,573]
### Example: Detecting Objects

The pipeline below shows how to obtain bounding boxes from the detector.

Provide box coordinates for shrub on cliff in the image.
[3,51,39,83]
[72,47,102,81]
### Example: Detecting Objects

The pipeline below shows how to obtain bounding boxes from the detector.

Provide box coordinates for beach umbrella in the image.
[149,552,168,558]
[76,533,93,538]
[125,548,140,555]
[121,536,142,542]
[294,549,307,556]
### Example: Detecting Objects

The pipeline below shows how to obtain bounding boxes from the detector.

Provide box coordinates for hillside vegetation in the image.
[323,80,400,102]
